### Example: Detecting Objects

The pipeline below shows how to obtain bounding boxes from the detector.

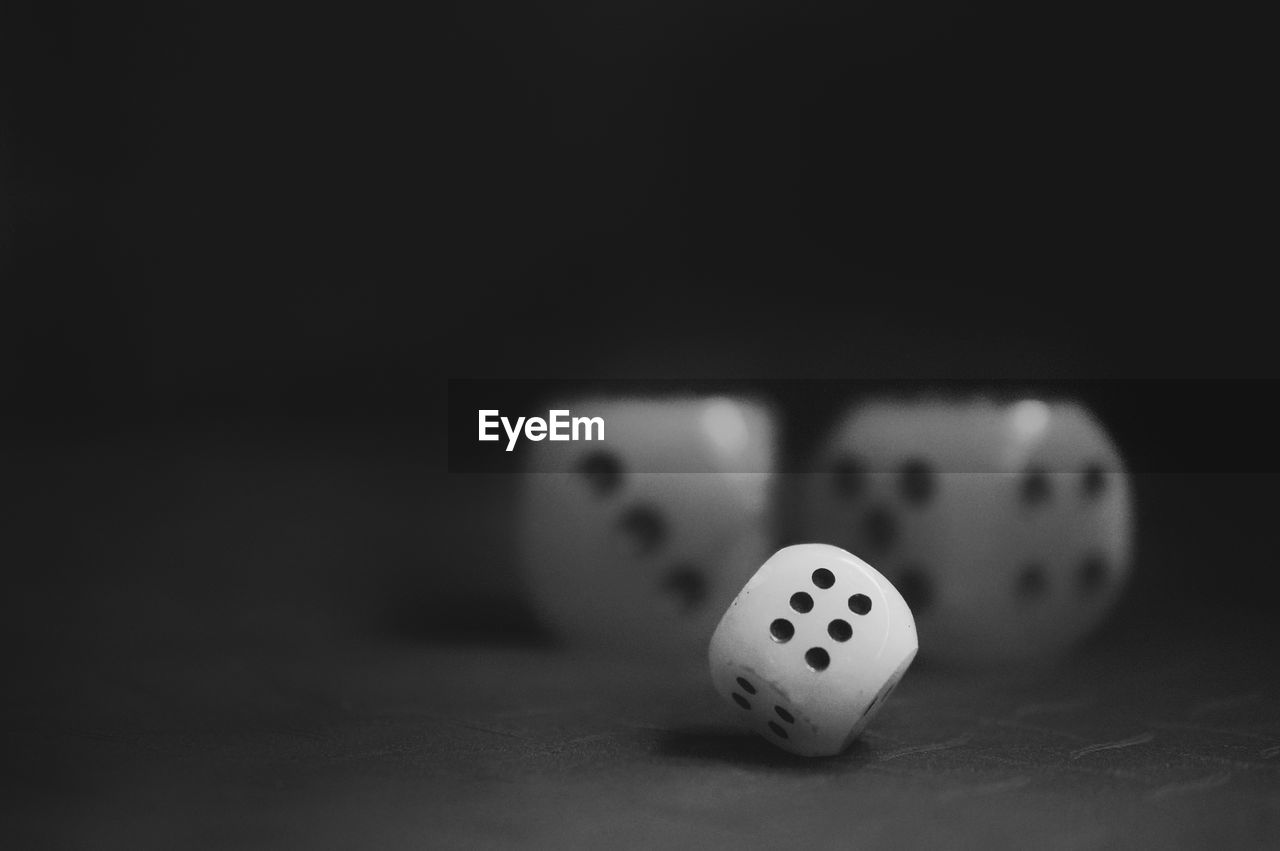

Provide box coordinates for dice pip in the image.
[520,396,775,660]
[799,398,1133,666]
[708,544,918,757]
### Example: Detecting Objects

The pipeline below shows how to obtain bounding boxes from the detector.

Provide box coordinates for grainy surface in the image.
[9,617,1279,850]
[4,436,1278,848]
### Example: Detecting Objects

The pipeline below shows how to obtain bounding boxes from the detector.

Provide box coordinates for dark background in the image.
[2,2,1276,847]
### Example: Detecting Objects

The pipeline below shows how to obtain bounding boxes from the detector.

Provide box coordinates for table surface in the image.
[9,616,1280,850]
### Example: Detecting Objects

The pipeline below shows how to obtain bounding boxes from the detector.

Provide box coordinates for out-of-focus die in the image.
[708,544,917,757]
[799,398,1134,666]
[520,396,775,660]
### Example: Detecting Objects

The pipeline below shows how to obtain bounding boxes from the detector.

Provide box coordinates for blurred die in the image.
[798,398,1133,666]
[520,396,776,661]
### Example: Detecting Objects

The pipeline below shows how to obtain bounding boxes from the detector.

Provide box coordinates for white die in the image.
[708,544,918,757]
[799,398,1134,666]
[520,396,775,660]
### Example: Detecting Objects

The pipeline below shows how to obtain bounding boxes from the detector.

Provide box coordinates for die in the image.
[520,396,776,661]
[708,544,918,757]
[798,398,1133,666]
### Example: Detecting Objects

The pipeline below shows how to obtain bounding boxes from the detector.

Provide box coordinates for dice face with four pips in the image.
[798,398,1133,666]
[708,544,918,757]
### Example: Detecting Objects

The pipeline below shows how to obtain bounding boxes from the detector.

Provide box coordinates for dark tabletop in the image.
[9,614,1279,850]
[4,435,1278,849]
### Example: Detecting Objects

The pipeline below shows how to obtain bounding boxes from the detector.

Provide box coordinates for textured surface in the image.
[4,428,1277,848]
[9,615,1280,850]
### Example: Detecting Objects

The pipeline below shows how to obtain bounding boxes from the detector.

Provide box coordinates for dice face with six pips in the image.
[521,396,775,660]
[709,544,918,757]
[799,398,1133,666]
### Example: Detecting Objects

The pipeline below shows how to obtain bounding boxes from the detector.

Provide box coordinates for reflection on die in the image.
[708,544,918,757]
[798,398,1134,667]
[520,396,776,661]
